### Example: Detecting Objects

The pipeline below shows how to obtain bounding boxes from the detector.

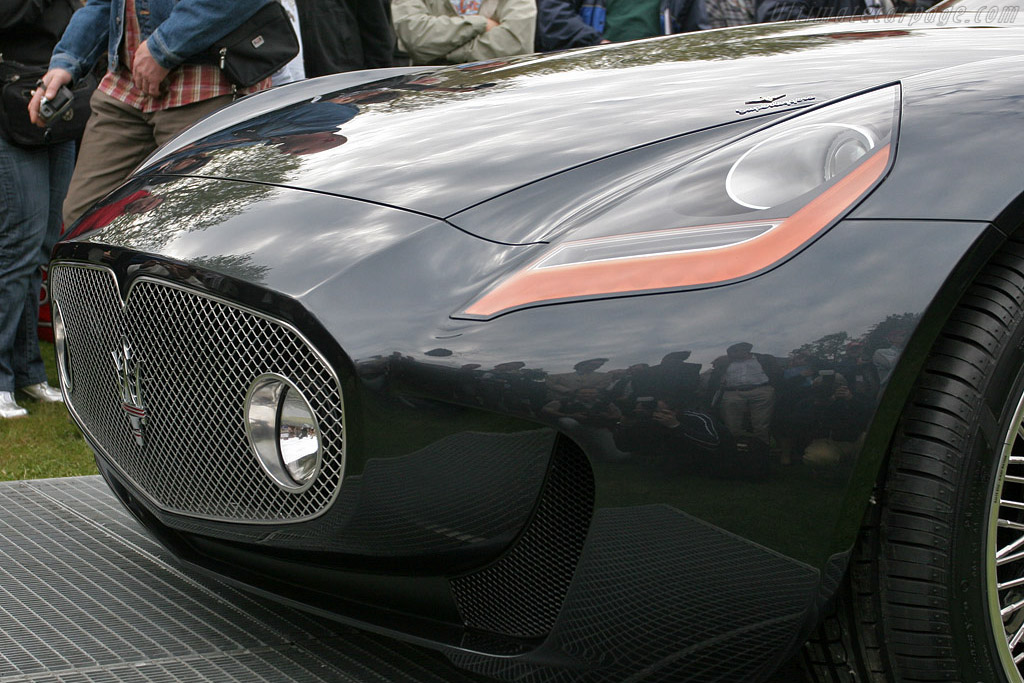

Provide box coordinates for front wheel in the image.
[807,238,1024,683]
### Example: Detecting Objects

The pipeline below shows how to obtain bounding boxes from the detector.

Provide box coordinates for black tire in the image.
[807,237,1024,683]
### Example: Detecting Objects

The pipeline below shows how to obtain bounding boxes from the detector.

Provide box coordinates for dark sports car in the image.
[49,9,1024,683]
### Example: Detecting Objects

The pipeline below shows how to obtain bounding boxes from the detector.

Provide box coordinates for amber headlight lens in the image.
[245,374,322,491]
[459,85,900,319]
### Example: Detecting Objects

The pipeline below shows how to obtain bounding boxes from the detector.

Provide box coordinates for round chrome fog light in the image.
[244,374,322,492]
[52,299,72,394]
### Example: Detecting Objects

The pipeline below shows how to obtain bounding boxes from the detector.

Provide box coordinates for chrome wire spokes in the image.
[991,395,1024,682]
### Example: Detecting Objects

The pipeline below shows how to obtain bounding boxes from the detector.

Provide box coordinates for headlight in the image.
[458,85,900,319]
[727,122,880,210]
[244,374,322,492]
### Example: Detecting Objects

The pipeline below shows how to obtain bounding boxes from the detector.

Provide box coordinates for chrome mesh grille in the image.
[49,264,345,523]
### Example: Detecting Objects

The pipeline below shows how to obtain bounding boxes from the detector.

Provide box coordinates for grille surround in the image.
[49,262,346,524]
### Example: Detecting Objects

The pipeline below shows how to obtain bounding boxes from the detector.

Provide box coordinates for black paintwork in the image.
[52,16,1024,683]
[134,22,1024,222]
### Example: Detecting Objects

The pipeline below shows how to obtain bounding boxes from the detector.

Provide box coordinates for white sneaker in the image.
[0,391,28,418]
[18,382,64,403]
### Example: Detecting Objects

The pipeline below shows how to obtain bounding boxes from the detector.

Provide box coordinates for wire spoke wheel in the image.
[805,237,1024,683]
[991,392,1024,682]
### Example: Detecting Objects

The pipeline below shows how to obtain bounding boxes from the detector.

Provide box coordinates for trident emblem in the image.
[112,342,146,447]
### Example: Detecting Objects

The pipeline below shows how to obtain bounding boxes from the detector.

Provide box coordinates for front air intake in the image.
[49,263,345,524]
[450,437,595,638]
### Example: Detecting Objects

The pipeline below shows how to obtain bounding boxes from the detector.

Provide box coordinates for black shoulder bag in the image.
[0,57,96,147]
[0,0,96,147]
[197,2,300,88]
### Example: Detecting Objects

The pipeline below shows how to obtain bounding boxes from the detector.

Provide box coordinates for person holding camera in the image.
[0,0,81,418]
[801,371,873,467]
[541,385,628,461]
[29,0,278,228]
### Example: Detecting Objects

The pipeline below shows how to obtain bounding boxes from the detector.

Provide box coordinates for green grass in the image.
[0,342,97,481]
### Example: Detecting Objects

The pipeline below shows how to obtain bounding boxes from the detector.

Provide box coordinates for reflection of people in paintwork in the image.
[167,102,358,164]
[774,352,823,464]
[613,396,725,471]
[824,29,912,39]
[546,357,610,400]
[160,154,215,175]
[873,328,907,386]
[453,363,483,404]
[478,360,526,412]
[801,371,872,467]
[377,74,498,93]
[455,59,514,71]
[542,385,627,461]
[836,340,880,399]
[773,350,816,465]
[191,102,361,147]
[708,342,780,446]
[274,131,348,156]
[542,385,621,427]
[126,259,204,289]
[608,362,650,412]
[631,351,702,410]
[170,77,495,160]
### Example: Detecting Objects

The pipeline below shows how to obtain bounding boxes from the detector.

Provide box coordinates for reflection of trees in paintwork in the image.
[306,23,834,118]
[195,142,303,186]
[187,253,272,285]
[316,74,511,117]
[864,312,918,352]
[531,24,834,71]
[793,331,850,365]
[449,23,833,82]
[96,145,301,254]
[791,312,919,364]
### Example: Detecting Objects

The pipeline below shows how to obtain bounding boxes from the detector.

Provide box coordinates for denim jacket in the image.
[49,0,273,82]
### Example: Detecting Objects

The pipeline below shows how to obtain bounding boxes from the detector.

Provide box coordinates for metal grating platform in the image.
[0,476,490,683]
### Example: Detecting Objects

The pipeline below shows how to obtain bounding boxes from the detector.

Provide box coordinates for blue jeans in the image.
[0,136,75,393]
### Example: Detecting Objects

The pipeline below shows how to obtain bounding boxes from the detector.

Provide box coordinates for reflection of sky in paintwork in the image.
[189,24,1024,217]
[154,188,443,297]
[853,55,1024,223]
[97,180,455,297]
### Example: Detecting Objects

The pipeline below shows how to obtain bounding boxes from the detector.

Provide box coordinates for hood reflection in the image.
[134,25,1021,218]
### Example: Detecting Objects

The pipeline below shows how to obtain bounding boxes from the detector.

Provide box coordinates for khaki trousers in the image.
[63,89,234,226]
[719,384,775,445]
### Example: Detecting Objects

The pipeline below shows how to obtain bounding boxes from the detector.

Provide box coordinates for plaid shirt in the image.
[99,0,268,113]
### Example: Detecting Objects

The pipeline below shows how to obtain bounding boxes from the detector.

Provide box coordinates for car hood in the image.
[139,21,1024,219]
